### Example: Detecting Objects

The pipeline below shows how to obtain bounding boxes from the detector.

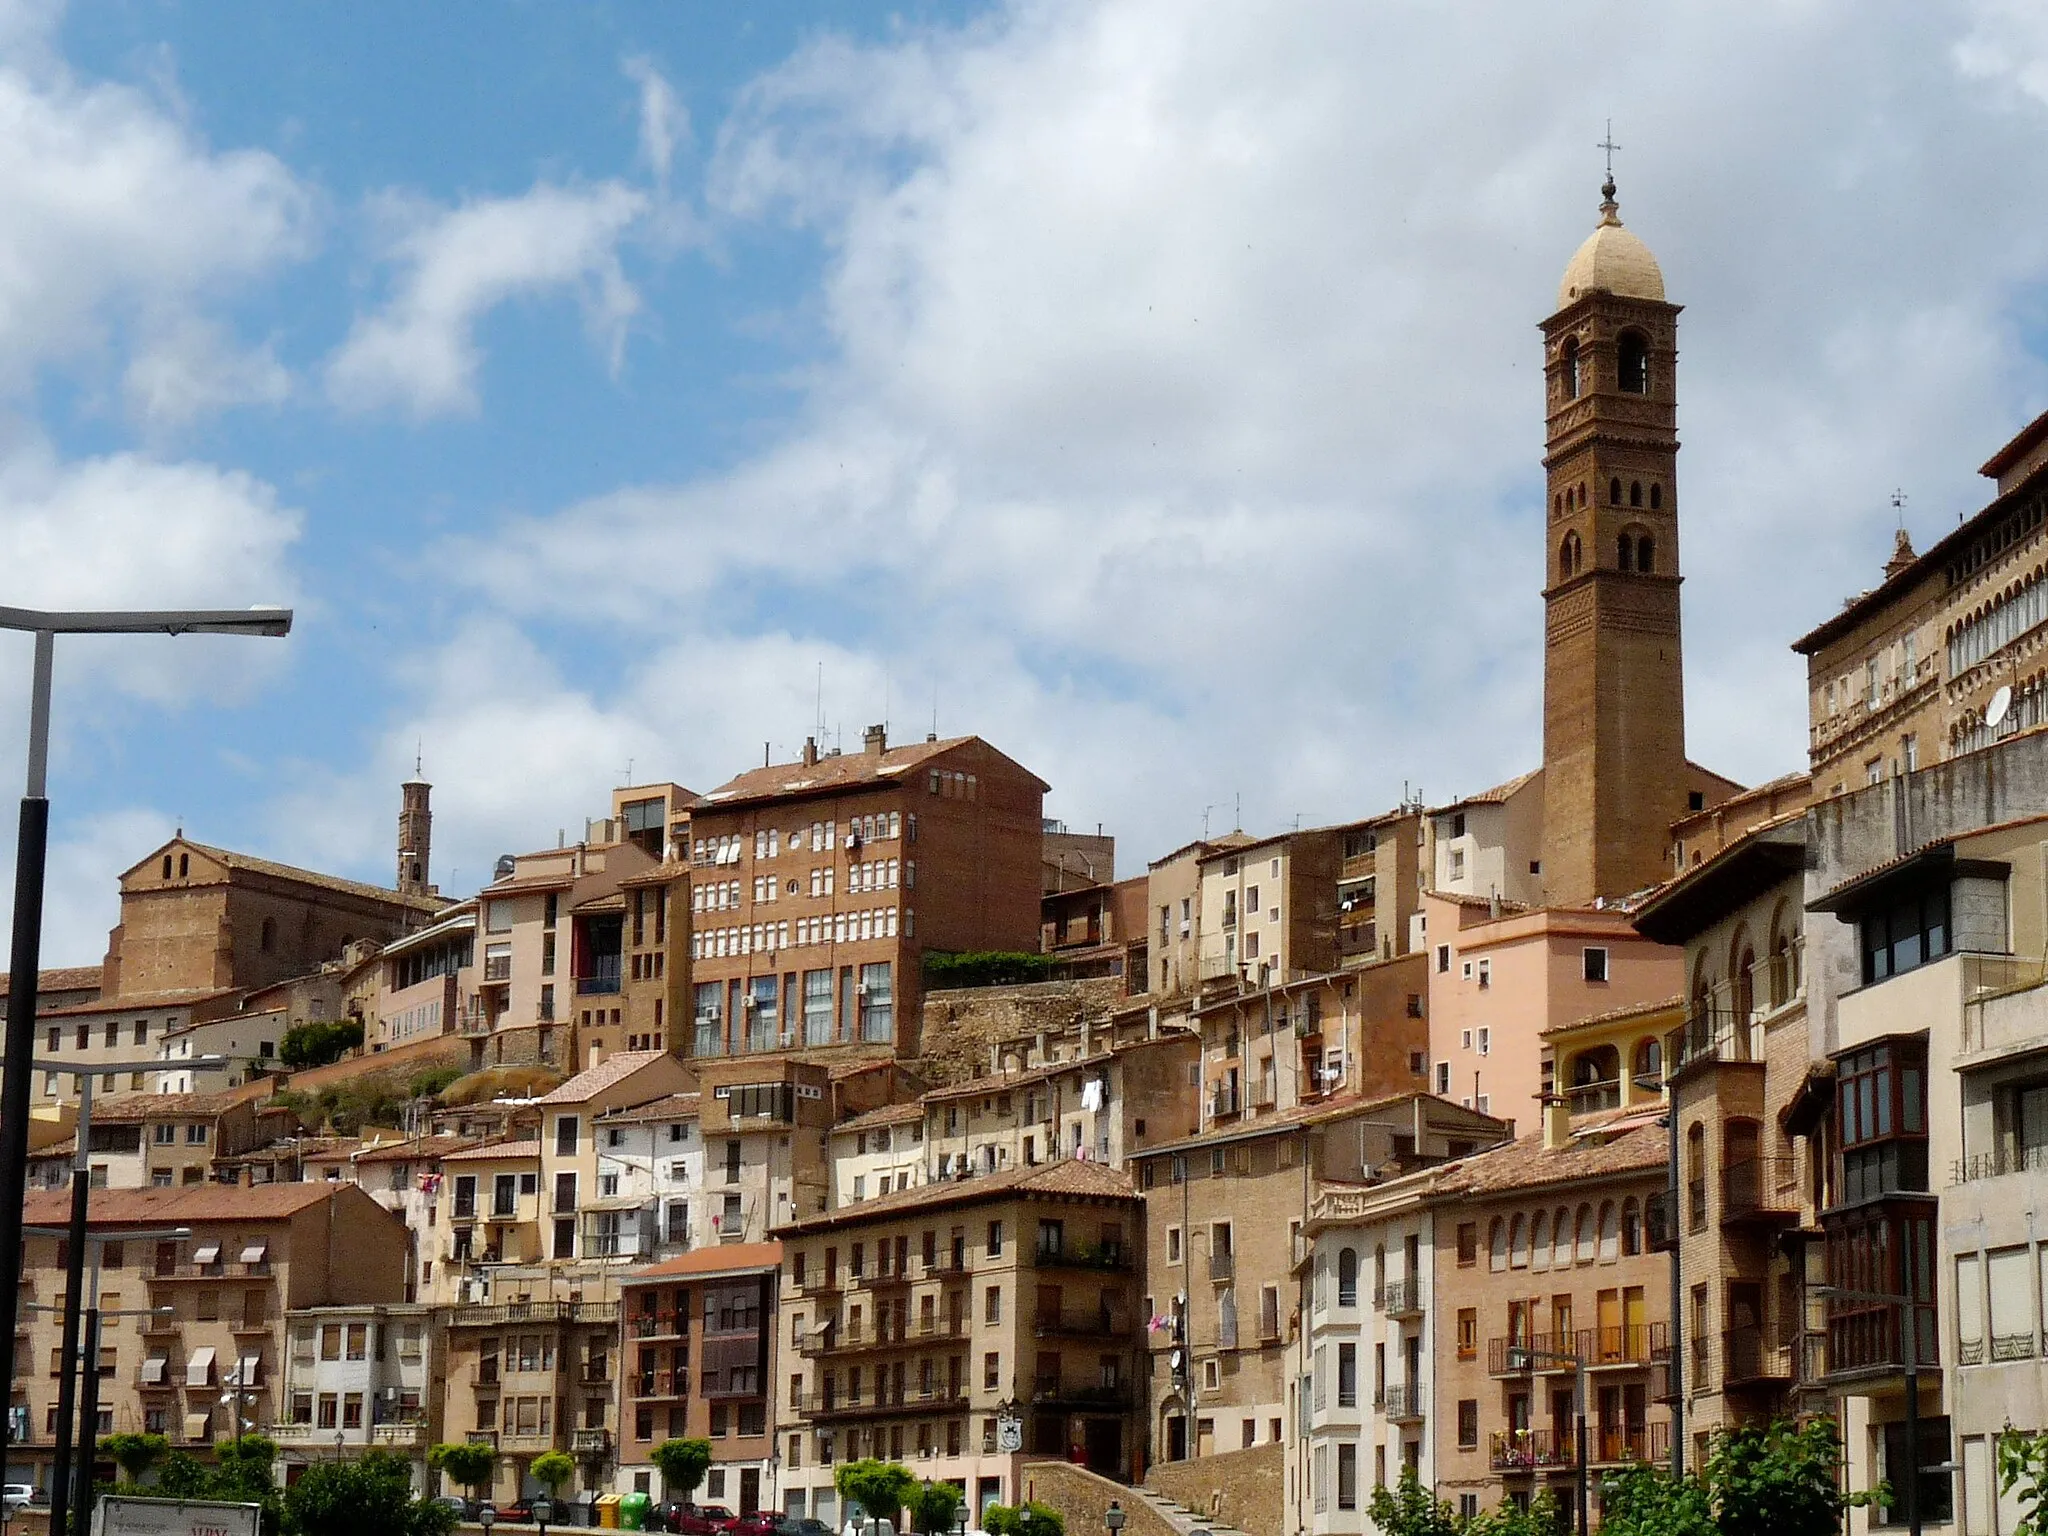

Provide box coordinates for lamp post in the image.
[0,600,290,1490]
[478,1501,497,1536]
[1506,1341,1588,1536]
[1816,1283,1937,1536]
[1105,1502,1125,1536]
[32,1059,222,1536]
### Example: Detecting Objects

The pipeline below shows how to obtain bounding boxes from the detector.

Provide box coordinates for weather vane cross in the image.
[1598,120,1621,180]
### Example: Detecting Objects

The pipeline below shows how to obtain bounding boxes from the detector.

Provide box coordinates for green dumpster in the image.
[620,1493,650,1531]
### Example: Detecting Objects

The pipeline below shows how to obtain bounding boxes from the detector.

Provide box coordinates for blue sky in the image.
[8,0,2048,964]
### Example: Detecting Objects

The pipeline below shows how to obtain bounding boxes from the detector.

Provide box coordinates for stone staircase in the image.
[1130,1482,1252,1536]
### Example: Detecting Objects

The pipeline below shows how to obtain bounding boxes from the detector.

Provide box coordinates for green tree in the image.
[409,1065,463,1099]
[835,1462,920,1532]
[1366,1467,1458,1536]
[980,1504,1063,1536]
[649,1439,712,1504]
[429,1441,497,1504]
[279,1020,365,1070]
[905,1481,964,1536]
[2002,1429,2048,1536]
[1709,1417,1882,1536]
[1593,1463,1715,1536]
[283,1449,455,1536]
[152,1451,212,1499]
[530,1451,575,1506]
[1465,1488,1566,1536]
[99,1432,169,1485]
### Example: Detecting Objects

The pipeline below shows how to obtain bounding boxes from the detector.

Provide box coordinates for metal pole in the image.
[1905,1349,1920,1536]
[1666,1091,1683,1478]
[1575,1362,1589,1536]
[50,1073,93,1536]
[0,631,55,1489]
[72,1309,99,1528]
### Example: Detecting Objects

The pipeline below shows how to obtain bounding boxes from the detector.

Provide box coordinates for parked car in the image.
[725,1515,780,1536]
[429,1496,471,1519]
[500,1500,540,1523]
[775,1519,834,1536]
[2,1486,37,1514]
[662,1504,737,1535]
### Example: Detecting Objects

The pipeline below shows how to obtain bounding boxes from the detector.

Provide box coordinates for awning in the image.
[578,1195,648,1214]
[239,1243,268,1264]
[237,1353,262,1386]
[140,1357,168,1385]
[191,1244,221,1265]
[1781,1065,1838,1139]
[182,1413,211,1442]
[185,1346,215,1386]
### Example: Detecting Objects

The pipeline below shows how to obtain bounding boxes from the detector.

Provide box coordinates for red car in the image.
[723,1516,779,1536]
[662,1506,737,1536]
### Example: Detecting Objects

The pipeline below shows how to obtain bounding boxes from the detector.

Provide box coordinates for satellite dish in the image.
[1988,685,2014,730]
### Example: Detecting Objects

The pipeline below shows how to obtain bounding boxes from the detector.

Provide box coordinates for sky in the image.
[6,0,2048,966]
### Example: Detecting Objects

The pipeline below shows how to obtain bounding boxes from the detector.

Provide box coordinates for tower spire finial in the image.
[1597,119,1622,222]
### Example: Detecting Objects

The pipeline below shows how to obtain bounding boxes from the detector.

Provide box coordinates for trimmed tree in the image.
[1365,1467,1458,1536]
[530,1451,575,1510]
[99,1432,169,1485]
[429,1441,498,1505]
[834,1461,919,1534]
[1709,1417,1881,1536]
[905,1482,964,1536]
[284,1447,456,1536]
[649,1439,712,1505]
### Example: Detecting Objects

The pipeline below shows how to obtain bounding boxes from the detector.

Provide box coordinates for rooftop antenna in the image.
[1202,805,1213,840]
[816,661,825,743]
[1235,792,1241,831]
[930,681,939,742]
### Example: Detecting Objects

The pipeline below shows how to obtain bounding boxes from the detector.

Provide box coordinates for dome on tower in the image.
[1557,178,1664,308]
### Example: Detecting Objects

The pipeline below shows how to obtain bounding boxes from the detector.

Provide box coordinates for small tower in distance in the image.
[398,764,433,896]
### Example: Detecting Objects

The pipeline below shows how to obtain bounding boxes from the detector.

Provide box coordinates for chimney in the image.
[864,723,888,757]
[1541,1093,1571,1151]
[802,737,819,768]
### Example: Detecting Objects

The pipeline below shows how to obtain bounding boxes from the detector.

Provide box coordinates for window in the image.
[1561,336,1582,398]
[1336,1344,1356,1408]
[1458,1399,1479,1449]
[1336,1444,1357,1511]
[1837,1039,1931,1202]
[1583,947,1609,983]
[1882,1417,1953,1526]
[1857,885,1951,985]
[1617,330,1649,394]
[556,1117,580,1156]
[1336,1249,1357,1306]
[1456,1309,1477,1360]
[1456,1223,1477,1268]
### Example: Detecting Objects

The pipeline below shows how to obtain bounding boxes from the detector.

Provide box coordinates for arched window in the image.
[1561,336,1582,399]
[1489,1218,1507,1272]
[1373,1243,1385,1298]
[1597,1201,1619,1261]
[1630,480,1643,508]
[1610,477,1623,506]
[161,855,172,879]
[1560,531,1582,578]
[1509,1214,1528,1269]
[1637,535,1655,572]
[1617,329,1650,393]
[1552,1206,1572,1268]
[1531,1211,1550,1271]
[1577,483,1588,508]
[1620,1198,1642,1256]
[1730,926,1757,1030]
[1553,492,1563,517]
[1649,484,1662,510]
[178,853,189,878]
[1617,532,1634,569]
[1632,1036,1661,1088]
[1574,1204,1596,1264]
[259,916,275,953]
[1337,1247,1358,1306]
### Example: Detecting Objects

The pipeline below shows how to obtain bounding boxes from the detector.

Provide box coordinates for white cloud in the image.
[29,806,178,968]
[418,1,2048,874]
[625,55,689,192]
[325,181,648,418]
[0,2,313,419]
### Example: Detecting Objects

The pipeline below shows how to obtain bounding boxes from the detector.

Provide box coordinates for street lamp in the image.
[0,599,291,1490]
[1104,1502,1125,1536]
[1815,1284,1940,1536]
[478,1503,497,1536]
[1505,1340,1589,1536]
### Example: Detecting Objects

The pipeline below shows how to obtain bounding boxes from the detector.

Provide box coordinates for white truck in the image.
[89,1496,263,1536]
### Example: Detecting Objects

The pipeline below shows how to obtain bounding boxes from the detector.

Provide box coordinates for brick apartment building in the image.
[617,1244,781,1509]
[9,1183,408,1492]
[686,728,1048,1060]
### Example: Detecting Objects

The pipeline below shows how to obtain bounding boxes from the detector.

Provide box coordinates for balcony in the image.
[1489,1428,1576,1473]
[1580,1323,1669,1368]
[452,1300,619,1328]
[1486,1334,1575,1377]
[1030,1382,1131,1412]
[630,1312,682,1340]
[580,1361,614,1386]
[798,1329,837,1358]
[1645,1191,1676,1253]
[1208,1252,1235,1282]
[1209,1088,1241,1121]
[1566,1078,1622,1116]
[1593,1422,1670,1466]
[572,1429,611,1457]
[855,1268,913,1293]
[1032,1243,1130,1273]
[1951,1145,2048,1185]
[371,1422,429,1449]
[1377,1280,1423,1319]
[483,957,512,983]
[633,1370,691,1399]
[801,1391,970,1423]
[1381,1384,1422,1423]
[1722,1326,1793,1386]
[1721,1158,1800,1225]
[1034,1311,1119,1340]
[576,960,622,997]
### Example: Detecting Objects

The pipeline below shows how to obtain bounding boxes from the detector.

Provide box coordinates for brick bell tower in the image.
[397,766,433,896]
[1538,174,1688,906]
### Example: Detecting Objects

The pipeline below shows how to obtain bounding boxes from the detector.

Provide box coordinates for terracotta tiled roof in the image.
[833,1102,925,1134]
[779,1157,1137,1234]
[598,1092,701,1126]
[85,1091,256,1124]
[22,1182,347,1224]
[480,872,577,895]
[696,735,1048,809]
[1432,768,1541,814]
[352,1134,479,1165]
[572,892,627,913]
[36,986,241,1018]
[1131,1091,1508,1160]
[171,840,445,913]
[626,1242,782,1281]
[439,1138,543,1164]
[1540,995,1683,1040]
[0,966,103,995]
[534,1051,671,1105]
[1442,1120,1667,1198]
